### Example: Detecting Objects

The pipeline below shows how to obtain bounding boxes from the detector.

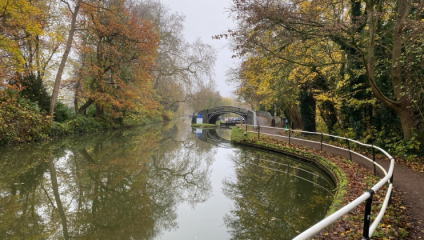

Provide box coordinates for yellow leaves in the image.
[316,94,331,102]
[0,0,45,74]
[0,0,43,35]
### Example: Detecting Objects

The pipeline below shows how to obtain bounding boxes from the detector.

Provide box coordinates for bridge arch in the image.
[193,106,257,125]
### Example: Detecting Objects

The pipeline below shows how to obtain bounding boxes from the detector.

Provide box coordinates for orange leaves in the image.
[74,0,159,117]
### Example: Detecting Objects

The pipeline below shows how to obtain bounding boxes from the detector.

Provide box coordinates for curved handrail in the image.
[244,124,395,240]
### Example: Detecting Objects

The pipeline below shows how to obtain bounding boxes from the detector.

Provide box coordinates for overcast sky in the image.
[159,0,237,98]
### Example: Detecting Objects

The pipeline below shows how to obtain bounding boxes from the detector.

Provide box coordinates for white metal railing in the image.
[243,124,395,240]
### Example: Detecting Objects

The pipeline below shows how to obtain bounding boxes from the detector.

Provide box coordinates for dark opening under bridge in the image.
[193,106,257,125]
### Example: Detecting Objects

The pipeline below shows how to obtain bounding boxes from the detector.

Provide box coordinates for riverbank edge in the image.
[0,115,167,146]
[191,123,219,128]
[230,127,348,217]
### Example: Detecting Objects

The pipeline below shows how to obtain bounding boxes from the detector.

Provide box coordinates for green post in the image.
[285,118,288,132]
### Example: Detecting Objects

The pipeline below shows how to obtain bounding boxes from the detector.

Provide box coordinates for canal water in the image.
[0,120,336,239]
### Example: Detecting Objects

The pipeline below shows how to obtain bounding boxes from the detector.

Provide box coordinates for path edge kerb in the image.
[230,128,348,217]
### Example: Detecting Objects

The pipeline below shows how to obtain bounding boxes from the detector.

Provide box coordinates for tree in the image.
[50,0,82,115]
[222,0,424,148]
[0,0,43,79]
[73,0,159,117]
[129,0,217,111]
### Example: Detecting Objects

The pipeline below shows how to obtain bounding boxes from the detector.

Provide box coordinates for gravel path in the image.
[253,116,424,236]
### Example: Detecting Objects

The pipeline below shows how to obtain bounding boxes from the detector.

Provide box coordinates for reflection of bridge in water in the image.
[193,127,232,148]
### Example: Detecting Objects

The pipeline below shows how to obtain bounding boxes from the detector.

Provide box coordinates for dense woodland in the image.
[0,0,230,144]
[219,0,424,158]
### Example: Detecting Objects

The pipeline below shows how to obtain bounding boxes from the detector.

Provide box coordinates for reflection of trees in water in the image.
[223,149,334,240]
[0,121,214,239]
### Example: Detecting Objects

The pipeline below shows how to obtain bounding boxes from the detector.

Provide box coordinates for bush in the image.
[16,74,51,113]
[53,101,74,123]
[1,87,164,145]
[0,89,51,145]
[49,115,118,136]
[86,104,97,117]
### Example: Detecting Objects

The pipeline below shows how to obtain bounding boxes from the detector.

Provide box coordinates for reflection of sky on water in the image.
[0,121,335,240]
[160,147,235,240]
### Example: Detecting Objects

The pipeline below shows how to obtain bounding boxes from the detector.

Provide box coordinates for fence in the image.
[244,124,394,240]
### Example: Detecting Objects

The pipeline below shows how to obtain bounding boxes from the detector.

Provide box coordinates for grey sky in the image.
[159,0,236,98]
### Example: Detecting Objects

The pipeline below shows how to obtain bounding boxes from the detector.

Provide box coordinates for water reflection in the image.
[223,148,336,240]
[0,123,336,239]
[0,121,214,239]
[193,127,232,148]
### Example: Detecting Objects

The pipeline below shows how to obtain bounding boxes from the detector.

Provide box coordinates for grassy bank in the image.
[191,123,218,128]
[231,127,412,239]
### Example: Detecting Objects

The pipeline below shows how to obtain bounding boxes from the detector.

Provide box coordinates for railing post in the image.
[320,133,323,151]
[361,189,375,240]
[390,171,394,184]
[346,138,352,161]
[372,146,376,176]
[258,125,260,140]
[289,128,291,144]
[389,167,394,206]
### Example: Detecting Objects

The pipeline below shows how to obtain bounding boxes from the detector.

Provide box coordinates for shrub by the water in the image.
[0,89,51,145]
[53,101,74,123]
[50,115,118,136]
[16,74,51,113]
[0,87,169,145]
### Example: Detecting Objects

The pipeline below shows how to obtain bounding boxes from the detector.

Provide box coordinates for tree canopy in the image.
[218,0,424,156]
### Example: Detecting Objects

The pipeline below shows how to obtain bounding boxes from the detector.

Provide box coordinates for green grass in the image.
[191,123,218,128]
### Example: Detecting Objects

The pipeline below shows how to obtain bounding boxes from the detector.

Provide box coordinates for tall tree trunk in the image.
[95,103,103,117]
[49,0,83,115]
[300,89,316,132]
[390,0,415,139]
[319,100,338,134]
[28,37,33,74]
[286,104,302,129]
[398,109,416,140]
[35,35,41,79]
[365,0,416,140]
[74,81,79,114]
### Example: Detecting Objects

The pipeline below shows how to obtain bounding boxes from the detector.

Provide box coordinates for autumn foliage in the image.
[0,86,50,144]
[221,0,424,157]
[72,0,159,117]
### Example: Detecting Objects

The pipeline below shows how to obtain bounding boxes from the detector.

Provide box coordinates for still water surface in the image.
[0,120,335,239]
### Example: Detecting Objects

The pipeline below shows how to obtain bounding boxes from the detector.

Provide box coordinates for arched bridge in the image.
[194,106,257,125]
